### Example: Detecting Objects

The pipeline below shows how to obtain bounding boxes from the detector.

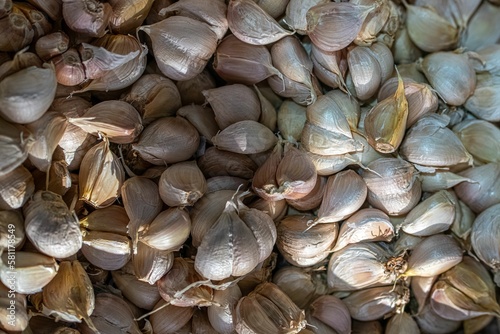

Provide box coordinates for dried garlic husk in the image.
[464,72,500,123]
[133,241,174,285]
[24,191,82,258]
[227,0,293,45]
[235,282,306,333]
[313,169,367,225]
[377,76,437,128]
[385,312,419,334]
[306,2,375,52]
[40,261,97,331]
[203,84,261,129]
[327,243,404,291]
[419,51,477,106]
[138,16,217,81]
[343,285,403,321]
[195,198,276,280]
[133,116,200,165]
[362,158,421,216]
[400,190,456,236]
[404,234,463,277]
[207,283,241,334]
[150,300,194,333]
[0,282,28,332]
[0,166,34,211]
[455,163,500,213]
[212,120,277,155]
[402,0,458,52]
[62,0,111,37]
[453,119,500,164]
[157,258,213,307]
[470,204,500,285]
[214,34,281,85]
[0,63,56,124]
[415,303,461,334]
[69,100,142,144]
[332,208,394,252]
[139,207,191,252]
[0,210,24,249]
[79,138,125,208]
[198,147,257,179]
[78,293,141,334]
[0,252,57,294]
[308,295,351,334]
[121,177,162,252]
[159,0,227,40]
[277,100,306,142]
[273,267,316,309]
[276,214,337,267]
[400,114,473,168]
[25,111,67,172]
[365,69,407,153]
[159,161,207,207]
[81,230,131,271]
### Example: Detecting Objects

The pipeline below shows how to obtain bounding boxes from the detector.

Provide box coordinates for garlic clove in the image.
[347,44,382,101]
[392,27,423,65]
[207,282,241,334]
[212,120,277,155]
[0,165,34,211]
[285,0,330,35]
[255,85,277,131]
[192,308,219,334]
[455,163,500,213]
[419,170,476,193]
[159,161,207,207]
[306,2,376,52]
[453,119,500,164]
[206,176,250,193]
[177,105,220,144]
[272,266,316,309]
[385,312,420,334]
[108,0,154,34]
[81,230,131,271]
[198,147,257,179]
[277,100,307,142]
[415,303,461,334]
[249,197,287,223]
[404,234,463,277]
[0,210,24,249]
[311,44,348,91]
[176,69,217,106]
[227,0,293,45]
[301,122,364,156]
[0,10,34,52]
[0,282,28,332]
[150,300,194,333]
[332,208,394,252]
[52,48,85,86]
[308,295,352,334]
[411,274,438,314]
[287,174,326,211]
[62,0,112,37]
[132,241,174,285]
[461,1,500,51]
[343,285,402,321]
[80,205,129,236]
[0,118,33,177]
[254,0,289,19]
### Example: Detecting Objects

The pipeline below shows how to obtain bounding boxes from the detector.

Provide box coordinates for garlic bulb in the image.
[138,16,217,81]
[195,198,276,280]
[23,191,82,258]
[0,63,56,124]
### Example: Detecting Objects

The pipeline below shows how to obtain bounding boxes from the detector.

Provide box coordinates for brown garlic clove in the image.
[176,69,217,106]
[227,0,293,45]
[108,0,154,34]
[23,190,82,258]
[35,31,70,61]
[0,165,34,211]
[62,0,112,38]
[0,10,34,52]
[212,120,277,155]
[177,105,220,143]
[198,147,257,179]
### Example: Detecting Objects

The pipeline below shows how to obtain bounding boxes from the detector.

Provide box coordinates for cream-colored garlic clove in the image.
[79,138,125,208]
[332,208,394,252]
[0,165,34,211]
[81,230,131,271]
[400,190,456,236]
[159,161,207,207]
[277,214,337,267]
[212,120,277,155]
[404,234,463,277]
[138,16,217,81]
[23,190,82,258]
[455,163,500,213]
[157,257,213,307]
[227,0,293,45]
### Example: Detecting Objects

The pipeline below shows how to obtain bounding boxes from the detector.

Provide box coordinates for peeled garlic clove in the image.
[139,208,191,252]
[314,169,367,224]
[138,16,217,81]
[365,70,408,153]
[150,300,194,333]
[306,2,375,52]
[79,138,125,208]
[212,120,277,155]
[214,35,281,85]
[62,0,111,37]
[133,116,200,165]
[157,257,213,307]
[308,295,351,334]
[332,208,394,252]
[276,215,337,267]
[385,312,419,334]
[227,0,293,45]
[81,230,131,271]
[0,251,58,294]
[41,261,97,331]
[198,147,257,179]
[403,1,458,52]
[400,114,474,168]
[470,204,500,283]
[0,165,34,211]
[272,266,316,309]
[0,63,56,124]
[455,163,500,213]
[404,234,463,277]
[24,190,82,258]
[401,190,456,236]
[133,241,173,285]
[453,119,500,164]
[203,84,261,130]
[207,283,241,334]
[328,243,402,291]
[347,44,382,101]
[159,161,207,207]
[343,286,401,321]
[420,51,476,106]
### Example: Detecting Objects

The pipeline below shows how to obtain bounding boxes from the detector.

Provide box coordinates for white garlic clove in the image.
[347,44,382,100]
[0,165,34,211]
[272,266,316,309]
[132,241,174,285]
[159,161,207,207]
[308,295,351,334]
[81,230,131,271]
[419,171,477,193]
[411,274,438,315]
[207,283,241,334]
[453,119,500,164]
[342,285,402,321]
